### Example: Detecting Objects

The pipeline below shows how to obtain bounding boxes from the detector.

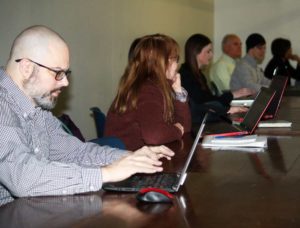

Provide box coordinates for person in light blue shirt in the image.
[230,33,271,93]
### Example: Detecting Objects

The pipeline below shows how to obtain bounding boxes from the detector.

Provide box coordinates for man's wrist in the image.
[101,166,110,183]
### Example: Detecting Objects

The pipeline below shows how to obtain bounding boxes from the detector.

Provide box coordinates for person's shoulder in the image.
[235,56,251,69]
[137,80,164,105]
[179,63,191,76]
[0,98,21,126]
[141,79,159,90]
[212,56,228,68]
[139,80,162,97]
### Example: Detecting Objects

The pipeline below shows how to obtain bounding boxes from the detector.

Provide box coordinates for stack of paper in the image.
[209,146,266,153]
[202,134,267,148]
[258,120,292,128]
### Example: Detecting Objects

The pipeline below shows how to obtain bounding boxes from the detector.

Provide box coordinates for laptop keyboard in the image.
[131,173,178,189]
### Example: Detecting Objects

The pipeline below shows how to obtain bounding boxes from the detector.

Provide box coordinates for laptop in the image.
[231,75,288,116]
[102,113,208,193]
[204,87,276,137]
[263,75,288,119]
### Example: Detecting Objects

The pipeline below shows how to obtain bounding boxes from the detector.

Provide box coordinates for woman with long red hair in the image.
[104,34,191,150]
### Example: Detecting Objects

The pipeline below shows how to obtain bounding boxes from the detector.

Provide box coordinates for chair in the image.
[58,113,126,150]
[58,114,85,142]
[90,107,106,138]
[89,106,126,150]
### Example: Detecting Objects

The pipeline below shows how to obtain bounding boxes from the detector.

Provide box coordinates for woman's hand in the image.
[289,54,300,63]
[170,73,183,93]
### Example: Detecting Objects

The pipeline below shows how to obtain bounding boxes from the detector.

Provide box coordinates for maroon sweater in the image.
[104,81,191,151]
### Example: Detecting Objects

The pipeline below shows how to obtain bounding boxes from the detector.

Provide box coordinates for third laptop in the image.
[204,87,276,137]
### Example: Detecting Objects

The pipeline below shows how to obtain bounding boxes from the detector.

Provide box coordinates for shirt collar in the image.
[222,54,236,64]
[244,54,257,67]
[0,67,38,117]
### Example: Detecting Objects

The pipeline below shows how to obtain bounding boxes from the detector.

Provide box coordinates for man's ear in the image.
[18,59,34,79]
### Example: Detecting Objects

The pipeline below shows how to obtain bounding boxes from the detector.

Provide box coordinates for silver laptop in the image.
[102,114,208,192]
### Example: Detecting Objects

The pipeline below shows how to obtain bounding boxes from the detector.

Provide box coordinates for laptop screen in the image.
[177,113,208,188]
[240,87,275,133]
[264,75,288,118]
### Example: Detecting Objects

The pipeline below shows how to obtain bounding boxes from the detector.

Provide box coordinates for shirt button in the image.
[90,185,95,191]
[34,147,39,153]
[23,113,28,119]
[62,190,67,194]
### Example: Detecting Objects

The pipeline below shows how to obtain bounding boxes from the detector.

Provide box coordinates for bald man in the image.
[0,25,174,197]
[210,34,242,92]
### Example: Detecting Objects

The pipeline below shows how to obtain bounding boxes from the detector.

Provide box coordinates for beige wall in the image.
[0,0,213,139]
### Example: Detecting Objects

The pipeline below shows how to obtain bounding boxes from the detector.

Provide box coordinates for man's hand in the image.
[227,106,248,114]
[101,146,174,183]
[171,73,183,93]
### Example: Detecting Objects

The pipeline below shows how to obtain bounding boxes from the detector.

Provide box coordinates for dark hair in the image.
[184,33,211,90]
[128,37,142,62]
[271,38,291,58]
[246,33,266,52]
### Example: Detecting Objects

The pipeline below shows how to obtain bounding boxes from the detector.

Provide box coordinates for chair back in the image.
[58,114,86,142]
[210,81,220,96]
[90,107,106,138]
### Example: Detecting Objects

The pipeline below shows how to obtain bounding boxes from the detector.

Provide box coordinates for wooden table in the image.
[1,134,300,228]
[255,96,300,135]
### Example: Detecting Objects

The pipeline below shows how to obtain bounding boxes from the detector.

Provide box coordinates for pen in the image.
[215,135,244,139]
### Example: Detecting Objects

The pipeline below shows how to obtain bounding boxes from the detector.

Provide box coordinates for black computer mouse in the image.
[136,187,173,203]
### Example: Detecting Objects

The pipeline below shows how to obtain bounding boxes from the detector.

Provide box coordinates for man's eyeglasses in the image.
[15,58,71,81]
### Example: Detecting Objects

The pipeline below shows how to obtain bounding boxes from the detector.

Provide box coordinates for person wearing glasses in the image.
[104,34,191,151]
[0,25,174,197]
[230,33,271,93]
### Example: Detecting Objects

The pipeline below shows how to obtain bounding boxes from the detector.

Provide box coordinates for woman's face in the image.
[196,43,213,68]
[166,55,179,81]
[284,48,292,59]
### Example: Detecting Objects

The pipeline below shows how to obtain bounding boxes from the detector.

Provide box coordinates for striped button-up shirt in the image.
[0,68,126,197]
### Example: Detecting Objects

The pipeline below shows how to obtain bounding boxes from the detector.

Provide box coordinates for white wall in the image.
[0,0,213,139]
[214,0,300,69]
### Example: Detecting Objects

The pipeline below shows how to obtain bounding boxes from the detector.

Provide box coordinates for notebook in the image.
[263,75,288,119]
[204,87,276,137]
[102,114,208,193]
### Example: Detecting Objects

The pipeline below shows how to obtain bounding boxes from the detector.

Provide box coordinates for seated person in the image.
[0,25,174,198]
[104,34,191,151]
[210,34,242,92]
[265,37,300,86]
[179,33,251,124]
[230,33,271,93]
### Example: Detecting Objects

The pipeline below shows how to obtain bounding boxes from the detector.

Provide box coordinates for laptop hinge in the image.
[179,173,187,186]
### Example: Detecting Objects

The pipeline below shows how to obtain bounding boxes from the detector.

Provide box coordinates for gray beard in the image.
[23,69,59,110]
[32,93,57,110]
